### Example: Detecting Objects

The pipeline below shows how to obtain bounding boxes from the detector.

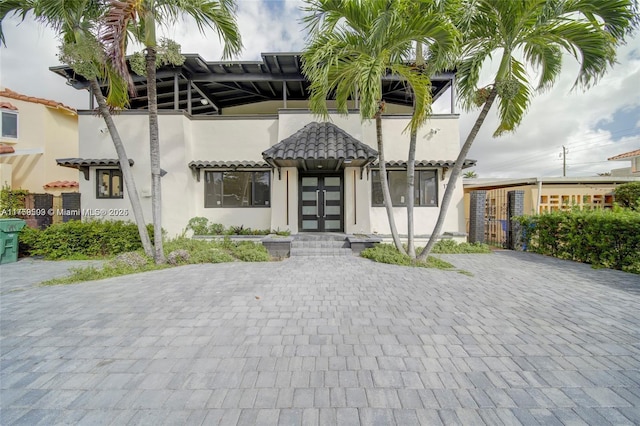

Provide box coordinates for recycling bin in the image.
[0,219,26,264]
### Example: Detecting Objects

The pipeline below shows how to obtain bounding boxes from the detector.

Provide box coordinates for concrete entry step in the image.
[290,233,352,256]
[290,247,353,257]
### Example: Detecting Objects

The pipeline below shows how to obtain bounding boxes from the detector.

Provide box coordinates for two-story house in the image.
[52,53,474,238]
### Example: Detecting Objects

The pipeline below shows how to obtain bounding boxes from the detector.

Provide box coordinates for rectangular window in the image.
[96,169,123,199]
[371,170,438,207]
[1,111,18,139]
[205,171,270,208]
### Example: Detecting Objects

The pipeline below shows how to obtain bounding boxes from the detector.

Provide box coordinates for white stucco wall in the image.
[270,167,298,233]
[77,109,466,238]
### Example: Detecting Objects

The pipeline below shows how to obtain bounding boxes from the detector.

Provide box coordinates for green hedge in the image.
[517,208,640,274]
[19,220,154,259]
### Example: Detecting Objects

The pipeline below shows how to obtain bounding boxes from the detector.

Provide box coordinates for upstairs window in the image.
[96,169,123,199]
[205,171,271,207]
[1,110,18,139]
[371,170,438,207]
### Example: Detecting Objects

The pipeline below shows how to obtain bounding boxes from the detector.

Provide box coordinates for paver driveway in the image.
[1,251,639,425]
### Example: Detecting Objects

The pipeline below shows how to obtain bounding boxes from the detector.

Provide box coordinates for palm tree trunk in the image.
[407,41,423,260]
[89,79,154,257]
[145,46,165,264]
[406,128,417,259]
[417,86,498,261]
[376,112,406,255]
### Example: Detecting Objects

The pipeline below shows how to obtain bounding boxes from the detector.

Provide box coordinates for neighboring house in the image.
[52,53,474,237]
[0,88,79,194]
[463,176,640,246]
[608,148,640,177]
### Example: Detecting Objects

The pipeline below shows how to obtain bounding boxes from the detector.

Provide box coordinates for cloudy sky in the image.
[1,0,639,178]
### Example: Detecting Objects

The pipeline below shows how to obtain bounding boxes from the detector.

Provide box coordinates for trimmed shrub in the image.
[518,208,640,273]
[18,220,154,259]
[231,241,271,262]
[614,182,640,211]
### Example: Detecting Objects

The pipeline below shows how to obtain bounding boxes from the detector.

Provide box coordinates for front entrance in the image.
[299,175,343,232]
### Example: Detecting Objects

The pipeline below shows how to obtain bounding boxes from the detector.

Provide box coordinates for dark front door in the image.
[299,175,343,232]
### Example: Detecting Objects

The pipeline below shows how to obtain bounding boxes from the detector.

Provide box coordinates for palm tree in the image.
[1,0,155,258]
[463,170,478,178]
[417,0,638,261]
[302,0,457,256]
[100,0,242,263]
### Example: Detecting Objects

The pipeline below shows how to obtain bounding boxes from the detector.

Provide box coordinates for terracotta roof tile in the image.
[608,149,640,161]
[43,180,79,189]
[0,101,18,111]
[0,144,15,154]
[0,88,76,115]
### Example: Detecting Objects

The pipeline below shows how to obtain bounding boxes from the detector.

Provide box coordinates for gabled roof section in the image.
[263,122,378,170]
[50,52,456,116]
[0,88,76,115]
[608,148,640,161]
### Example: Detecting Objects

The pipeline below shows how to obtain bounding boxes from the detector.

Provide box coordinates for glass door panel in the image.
[299,175,343,232]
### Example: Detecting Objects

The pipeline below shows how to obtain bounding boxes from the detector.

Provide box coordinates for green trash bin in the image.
[0,218,26,264]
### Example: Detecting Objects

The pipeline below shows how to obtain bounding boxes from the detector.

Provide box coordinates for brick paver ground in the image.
[1,251,639,425]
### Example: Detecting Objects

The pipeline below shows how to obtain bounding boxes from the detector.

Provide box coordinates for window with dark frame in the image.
[1,110,18,139]
[96,169,124,199]
[205,170,271,208]
[371,169,438,207]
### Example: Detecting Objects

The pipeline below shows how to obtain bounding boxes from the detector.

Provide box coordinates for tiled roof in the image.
[56,158,134,167]
[0,88,76,115]
[608,149,640,161]
[379,159,477,169]
[262,122,378,162]
[0,144,15,154]
[0,144,16,154]
[0,101,18,111]
[43,180,79,189]
[189,160,270,170]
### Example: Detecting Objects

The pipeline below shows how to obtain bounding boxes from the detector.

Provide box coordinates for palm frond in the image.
[100,0,141,95]
[494,57,531,136]
[158,0,242,59]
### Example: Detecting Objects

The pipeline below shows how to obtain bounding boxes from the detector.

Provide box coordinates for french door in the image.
[299,175,343,232]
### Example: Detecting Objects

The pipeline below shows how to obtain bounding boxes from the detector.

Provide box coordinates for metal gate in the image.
[484,189,508,247]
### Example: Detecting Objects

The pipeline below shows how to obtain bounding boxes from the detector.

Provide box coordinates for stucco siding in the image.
[76,110,467,238]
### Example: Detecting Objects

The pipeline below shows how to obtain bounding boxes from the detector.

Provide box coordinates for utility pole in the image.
[560,145,568,177]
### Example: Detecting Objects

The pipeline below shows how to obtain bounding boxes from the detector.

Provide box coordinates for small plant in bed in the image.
[430,239,491,254]
[40,237,275,285]
[360,244,455,270]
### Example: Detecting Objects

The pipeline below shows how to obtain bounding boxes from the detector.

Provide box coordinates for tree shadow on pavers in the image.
[494,251,640,295]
